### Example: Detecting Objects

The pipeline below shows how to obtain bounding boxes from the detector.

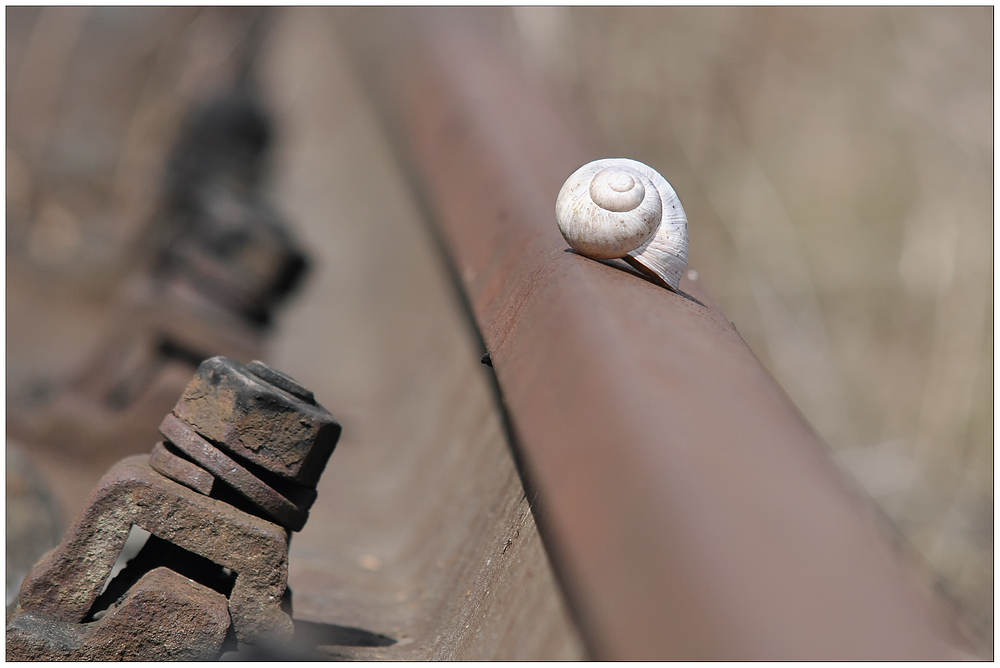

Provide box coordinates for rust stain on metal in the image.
[159,413,309,531]
[7,356,341,659]
[173,356,340,486]
[149,439,215,495]
[14,455,293,642]
[483,258,562,361]
[7,567,232,661]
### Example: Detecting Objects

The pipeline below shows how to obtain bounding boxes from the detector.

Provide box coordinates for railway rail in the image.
[337,8,976,660]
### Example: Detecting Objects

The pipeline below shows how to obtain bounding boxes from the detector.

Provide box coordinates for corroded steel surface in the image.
[8,357,341,659]
[149,439,215,496]
[7,567,232,661]
[159,413,309,531]
[171,356,340,488]
[14,455,293,644]
[345,8,972,660]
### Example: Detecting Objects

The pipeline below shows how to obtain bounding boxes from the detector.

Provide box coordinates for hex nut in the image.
[172,356,340,487]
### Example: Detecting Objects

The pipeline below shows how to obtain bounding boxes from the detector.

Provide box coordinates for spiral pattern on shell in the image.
[556,162,661,259]
[555,158,689,290]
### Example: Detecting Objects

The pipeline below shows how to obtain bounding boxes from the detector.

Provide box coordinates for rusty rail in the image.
[338,8,973,660]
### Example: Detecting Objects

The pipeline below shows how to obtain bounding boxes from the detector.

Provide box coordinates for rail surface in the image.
[339,8,969,660]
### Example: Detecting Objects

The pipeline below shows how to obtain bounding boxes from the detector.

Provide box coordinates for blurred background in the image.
[6,6,992,652]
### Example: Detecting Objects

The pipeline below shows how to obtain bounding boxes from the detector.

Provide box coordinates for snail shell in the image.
[555,158,689,291]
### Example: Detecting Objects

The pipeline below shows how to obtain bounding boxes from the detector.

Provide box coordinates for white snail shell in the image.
[555,158,689,291]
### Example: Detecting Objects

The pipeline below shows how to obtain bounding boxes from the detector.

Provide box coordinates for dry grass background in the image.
[6,6,993,649]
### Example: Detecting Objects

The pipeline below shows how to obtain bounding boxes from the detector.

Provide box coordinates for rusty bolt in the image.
[160,413,309,531]
[8,357,339,659]
[171,356,339,488]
